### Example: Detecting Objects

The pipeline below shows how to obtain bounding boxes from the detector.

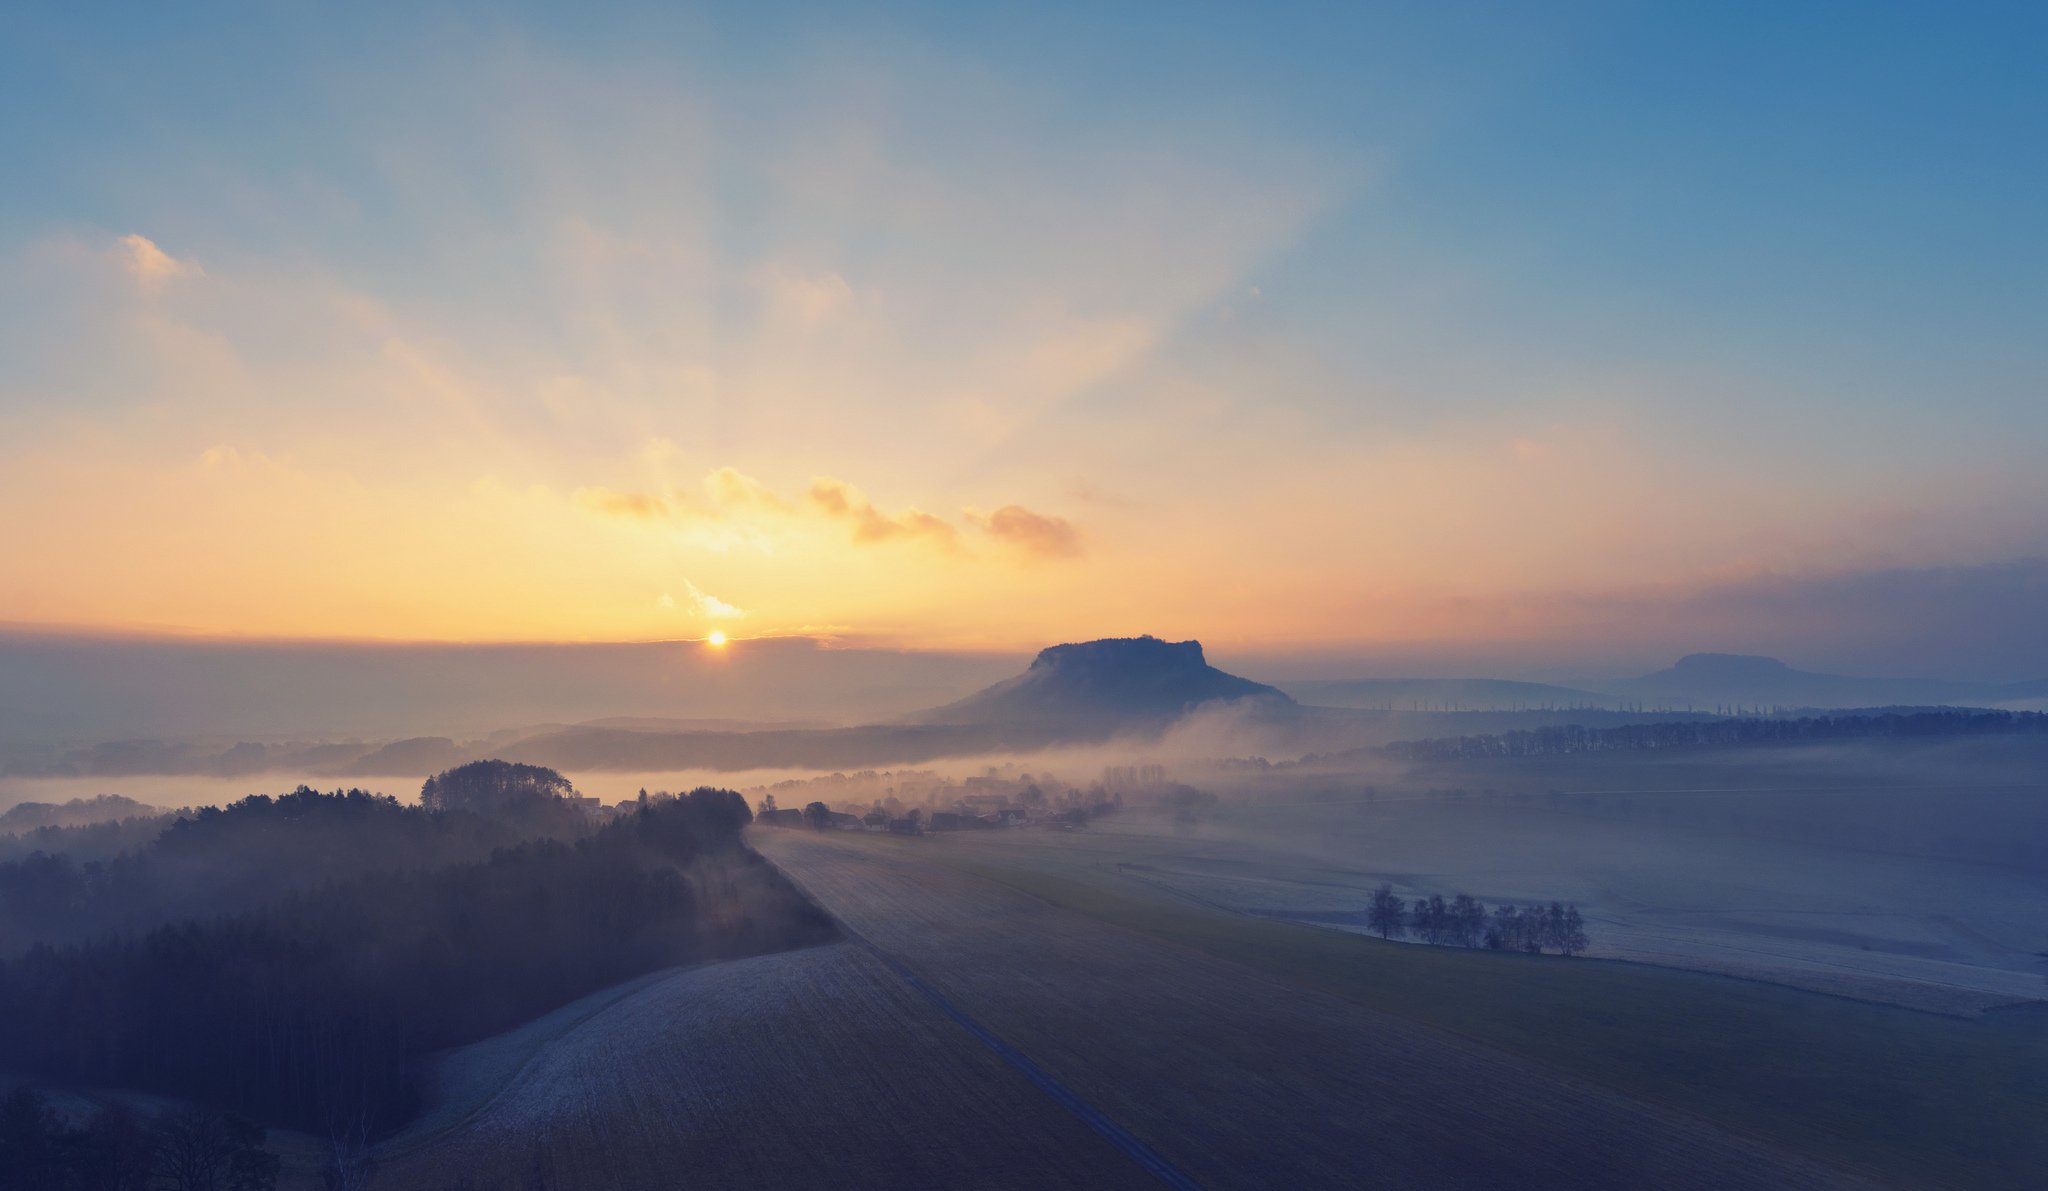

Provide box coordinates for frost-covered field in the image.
[934,741,2048,1016]
[746,830,1860,1190]
[379,941,1152,1190]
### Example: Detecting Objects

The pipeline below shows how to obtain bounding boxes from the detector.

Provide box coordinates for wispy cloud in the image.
[966,504,1081,559]
[574,486,669,518]
[661,580,747,619]
[570,466,1081,564]
[806,477,961,550]
[115,234,200,294]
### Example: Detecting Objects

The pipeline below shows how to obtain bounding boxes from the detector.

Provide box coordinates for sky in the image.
[3,1,2045,677]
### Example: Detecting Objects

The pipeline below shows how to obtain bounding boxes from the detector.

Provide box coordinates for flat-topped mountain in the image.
[909,636,1293,727]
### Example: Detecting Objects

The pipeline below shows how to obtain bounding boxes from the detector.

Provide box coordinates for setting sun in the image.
[706,631,728,648]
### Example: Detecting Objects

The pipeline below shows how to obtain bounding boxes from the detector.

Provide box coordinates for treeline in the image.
[0,769,836,1137]
[0,1088,278,1191]
[1365,885,1588,955]
[0,814,173,872]
[0,784,582,954]
[1381,708,2048,763]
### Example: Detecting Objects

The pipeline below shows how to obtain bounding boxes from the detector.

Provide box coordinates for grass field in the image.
[757,829,1864,1189]
[379,941,1157,1190]
[913,830,2048,1190]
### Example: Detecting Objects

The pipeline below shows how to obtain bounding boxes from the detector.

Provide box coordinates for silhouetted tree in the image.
[1450,894,1487,948]
[1411,894,1450,944]
[0,1087,63,1190]
[802,801,831,830]
[1485,904,1519,950]
[76,1102,155,1191]
[1366,884,1406,940]
[1557,904,1589,957]
[151,1105,279,1191]
[322,1112,378,1191]
[419,761,575,816]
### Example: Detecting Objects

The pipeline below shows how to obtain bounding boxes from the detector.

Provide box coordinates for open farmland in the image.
[377,941,1157,1190]
[985,797,2048,1016]
[1111,736,2048,1015]
[753,828,1865,1189]
[888,816,2048,1189]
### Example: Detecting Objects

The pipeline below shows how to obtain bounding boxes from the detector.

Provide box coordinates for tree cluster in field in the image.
[1366,884,1588,956]
[0,764,837,1139]
[0,1087,279,1191]
[1380,708,2047,763]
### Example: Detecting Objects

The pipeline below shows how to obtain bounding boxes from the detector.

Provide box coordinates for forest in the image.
[0,763,836,1139]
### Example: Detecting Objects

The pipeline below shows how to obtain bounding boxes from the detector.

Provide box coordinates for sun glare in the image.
[706,630,729,648]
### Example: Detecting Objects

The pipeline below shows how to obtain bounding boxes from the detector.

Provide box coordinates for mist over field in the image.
[8,1,2048,1188]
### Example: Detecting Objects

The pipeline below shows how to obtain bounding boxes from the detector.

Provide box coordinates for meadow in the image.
[914,809,2048,1189]
[750,829,1859,1189]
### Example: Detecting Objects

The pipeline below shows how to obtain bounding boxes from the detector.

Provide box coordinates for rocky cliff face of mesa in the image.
[909,636,1293,727]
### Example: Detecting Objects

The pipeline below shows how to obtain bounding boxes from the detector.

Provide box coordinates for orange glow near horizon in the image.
[0,34,2037,664]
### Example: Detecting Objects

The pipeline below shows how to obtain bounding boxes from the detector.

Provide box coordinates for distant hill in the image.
[908,637,1293,728]
[1602,653,2009,710]
[1279,653,2048,715]
[0,793,155,833]
[1279,677,1612,711]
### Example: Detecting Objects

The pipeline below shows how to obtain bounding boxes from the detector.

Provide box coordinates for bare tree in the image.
[1486,903,1519,950]
[324,1112,379,1191]
[152,1105,279,1191]
[1366,883,1406,940]
[1557,905,1589,957]
[1450,894,1487,947]
[1412,894,1450,944]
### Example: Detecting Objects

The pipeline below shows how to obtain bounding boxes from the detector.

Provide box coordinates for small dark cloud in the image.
[969,505,1082,559]
[807,477,961,549]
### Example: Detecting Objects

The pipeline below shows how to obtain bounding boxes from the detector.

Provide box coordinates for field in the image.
[875,808,2048,1187]
[751,829,1863,1189]
[377,941,1156,1190]
[366,736,2047,1188]
[999,805,2048,1017]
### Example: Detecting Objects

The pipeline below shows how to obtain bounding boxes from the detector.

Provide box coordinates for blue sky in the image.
[1,1,2044,673]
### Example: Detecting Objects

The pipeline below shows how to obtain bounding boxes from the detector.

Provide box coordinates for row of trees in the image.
[1366,885,1588,956]
[0,1088,279,1191]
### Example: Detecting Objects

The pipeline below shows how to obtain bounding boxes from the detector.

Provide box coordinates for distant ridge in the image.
[909,636,1293,727]
[1279,677,1610,711]
[1288,653,2048,714]
[1606,653,2002,710]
